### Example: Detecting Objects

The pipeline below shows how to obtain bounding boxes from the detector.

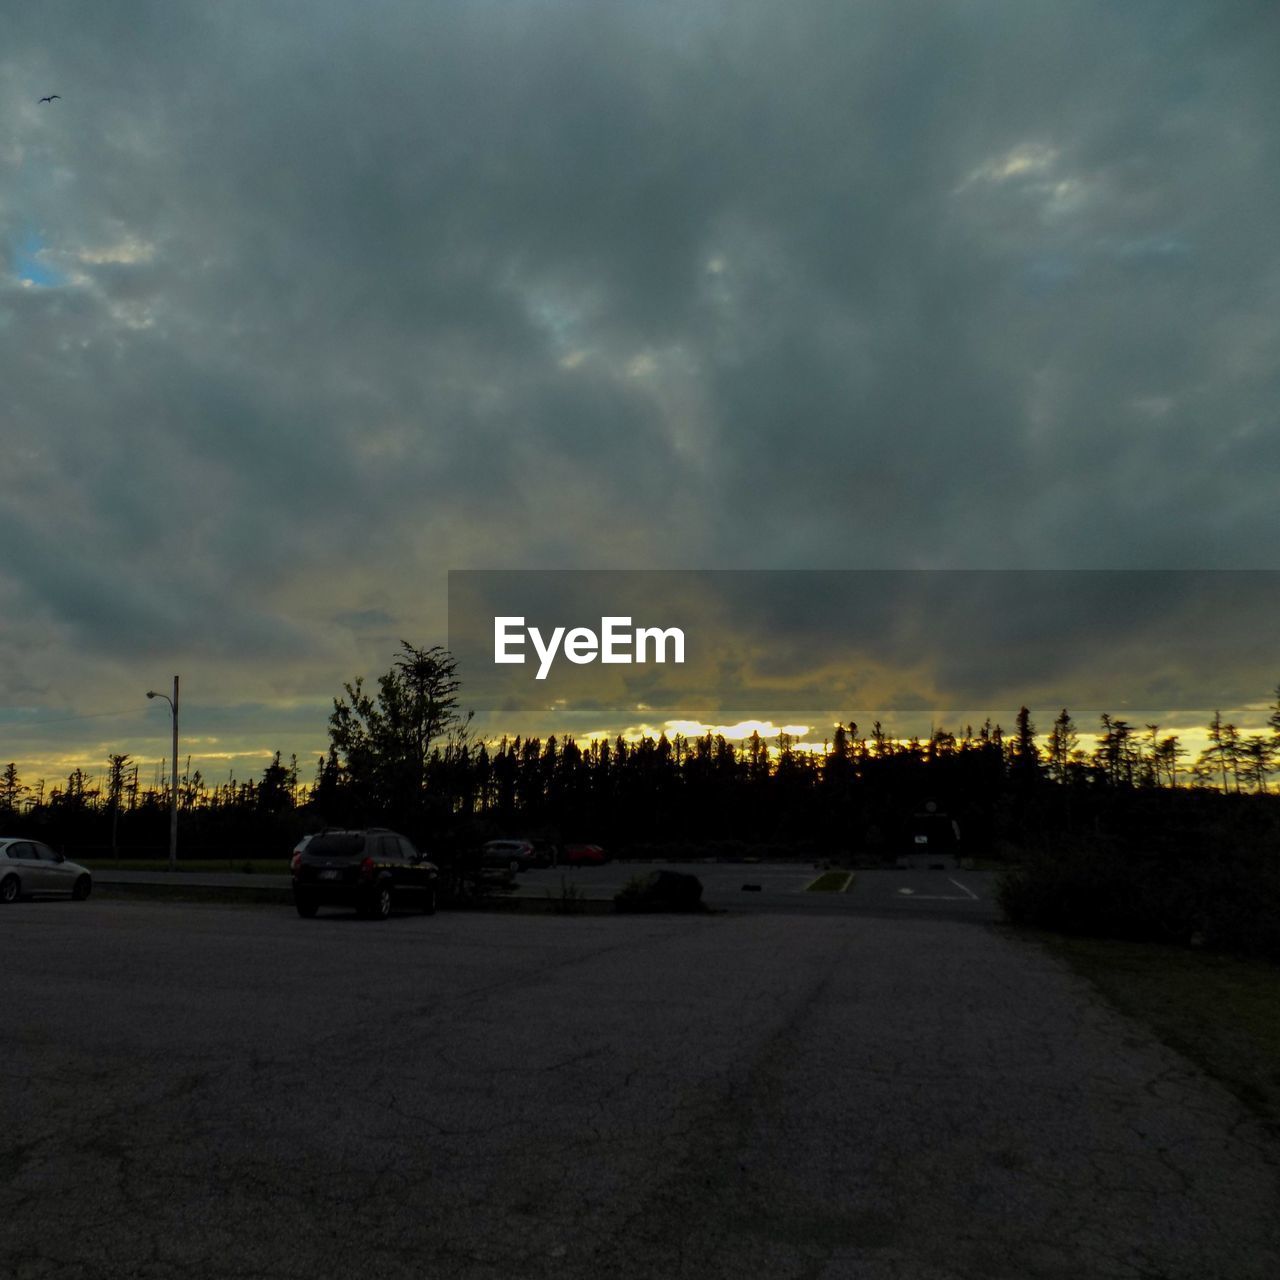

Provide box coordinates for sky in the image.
[2,1,1279,787]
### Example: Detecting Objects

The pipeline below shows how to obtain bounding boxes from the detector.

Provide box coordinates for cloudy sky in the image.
[3,1,1278,784]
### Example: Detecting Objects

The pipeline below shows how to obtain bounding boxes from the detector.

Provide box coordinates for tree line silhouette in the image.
[2,644,1278,862]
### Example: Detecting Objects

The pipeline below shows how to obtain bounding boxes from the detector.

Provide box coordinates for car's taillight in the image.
[290,852,302,876]
[360,856,376,880]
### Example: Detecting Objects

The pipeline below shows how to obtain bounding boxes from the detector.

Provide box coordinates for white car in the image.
[0,837,93,902]
[481,838,552,873]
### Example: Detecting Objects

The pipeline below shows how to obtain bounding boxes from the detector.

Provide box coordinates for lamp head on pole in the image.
[146,691,157,699]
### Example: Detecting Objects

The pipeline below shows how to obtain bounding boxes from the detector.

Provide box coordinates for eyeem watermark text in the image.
[494,616,686,680]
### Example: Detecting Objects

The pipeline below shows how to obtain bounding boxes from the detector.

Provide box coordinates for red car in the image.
[563,843,608,866]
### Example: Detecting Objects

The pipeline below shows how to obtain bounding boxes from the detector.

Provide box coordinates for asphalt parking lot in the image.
[94,862,999,921]
[4,899,1278,1279]
[520,863,998,919]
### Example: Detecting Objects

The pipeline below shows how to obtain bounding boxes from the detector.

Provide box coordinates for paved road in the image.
[3,900,1277,1279]
[94,863,999,921]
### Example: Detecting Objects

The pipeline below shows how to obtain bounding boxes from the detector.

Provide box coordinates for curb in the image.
[92,880,618,915]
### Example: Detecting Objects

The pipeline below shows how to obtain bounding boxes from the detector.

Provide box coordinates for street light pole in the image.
[168,675,179,871]
[147,676,180,871]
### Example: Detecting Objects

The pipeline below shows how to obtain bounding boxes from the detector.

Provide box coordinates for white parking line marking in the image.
[897,878,981,902]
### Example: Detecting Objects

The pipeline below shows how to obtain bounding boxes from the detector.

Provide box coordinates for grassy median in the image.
[806,870,855,892]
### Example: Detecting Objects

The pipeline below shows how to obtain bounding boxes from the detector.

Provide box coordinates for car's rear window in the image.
[306,833,366,859]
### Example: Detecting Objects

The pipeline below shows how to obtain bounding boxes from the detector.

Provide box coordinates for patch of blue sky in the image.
[11,230,67,286]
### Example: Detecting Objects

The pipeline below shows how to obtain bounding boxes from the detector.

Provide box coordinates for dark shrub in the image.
[997,811,1280,959]
[615,869,707,914]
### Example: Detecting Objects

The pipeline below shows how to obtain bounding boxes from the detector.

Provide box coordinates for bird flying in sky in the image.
[39,94,61,103]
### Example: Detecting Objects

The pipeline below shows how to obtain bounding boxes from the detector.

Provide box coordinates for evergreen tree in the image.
[1047,709,1077,783]
[257,752,294,814]
[1241,736,1275,793]
[1009,707,1040,783]
[1198,711,1241,794]
[1094,715,1137,786]
[1155,735,1184,789]
[106,754,131,861]
[0,762,23,814]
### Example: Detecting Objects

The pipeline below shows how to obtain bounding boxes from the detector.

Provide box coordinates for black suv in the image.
[290,828,439,920]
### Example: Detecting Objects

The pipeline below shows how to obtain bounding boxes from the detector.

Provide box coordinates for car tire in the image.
[422,885,437,916]
[72,875,91,901]
[294,895,319,918]
[1,875,19,904]
[369,884,392,920]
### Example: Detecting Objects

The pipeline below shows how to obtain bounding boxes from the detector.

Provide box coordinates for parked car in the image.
[563,843,608,866]
[0,838,92,902]
[290,828,438,920]
[481,839,552,873]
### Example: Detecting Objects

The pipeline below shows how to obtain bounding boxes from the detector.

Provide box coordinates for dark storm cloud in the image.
[451,571,1280,741]
[2,1,1278,768]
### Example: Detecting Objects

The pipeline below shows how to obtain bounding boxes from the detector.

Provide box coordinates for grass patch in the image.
[80,858,287,874]
[545,875,588,915]
[959,856,1010,872]
[1042,932,1280,1134]
[806,871,854,892]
